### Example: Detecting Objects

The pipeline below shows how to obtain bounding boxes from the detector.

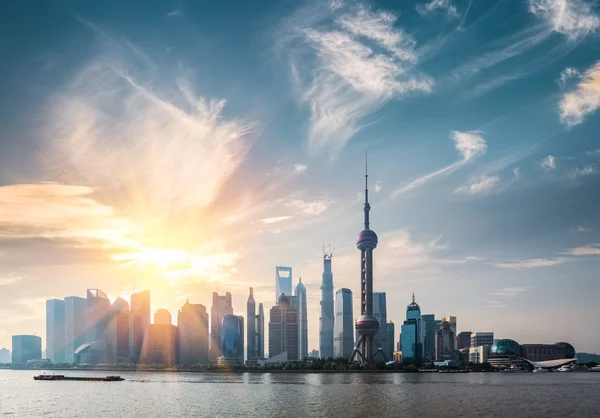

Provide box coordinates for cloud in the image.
[374,182,382,193]
[0,274,23,287]
[559,61,600,126]
[529,0,600,41]
[167,9,182,17]
[495,257,568,269]
[285,198,334,215]
[416,0,459,18]
[488,286,534,297]
[513,167,521,180]
[293,164,307,173]
[455,175,500,195]
[288,4,432,154]
[393,130,487,196]
[565,244,600,255]
[257,216,294,224]
[559,67,580,87]
[568,165,597,179]
[541,155,556,170]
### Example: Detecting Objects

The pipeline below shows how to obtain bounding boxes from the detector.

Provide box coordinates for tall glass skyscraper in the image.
[219,315,244,366]
[373,292,389,360]
[64,296,86,364]
[334,288,354,359]
[294,279,308,360]
[210,292,233,361]
[319,251,334,359]
[257,303,265,359]
[275,266,292,302]
[268,295,298,360]
[421,314,438,361]
[108,297,130,362]
[177,300,209,365]
[130,290,150,363]
[246,288,265,364]
[400,294,423,364]
[11,335,41,365]
[46,299,65,363]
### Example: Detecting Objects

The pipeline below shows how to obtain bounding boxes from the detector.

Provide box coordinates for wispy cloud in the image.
[455,175,500,195]
[558,67,580,87]
[288,4,432,154]
[257,216,294,225]
[565,244,600,255]
[375,182,382,193]
[393,130,487,196]
[0,274,23,287]
[541,155,556,170]
[495,257,568,269]
[529,0,600,41]
[166,9,182,17]
[559,60,600,126]
[488,286,534,297]
[293,163,308,174]
[416,0,459,18]
[285,198,334,215]
[513,167,521,180]
[568,165,597,179]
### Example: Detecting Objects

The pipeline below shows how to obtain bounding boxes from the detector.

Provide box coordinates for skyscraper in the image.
[177,300,209,365]
[443,315,457,340]
[334,288,354,359]
[471,332,494,348]
[210,292,233,361]
[421,314,438,361]
[46,299,65,364]
[457,331,472,349]
[373,292,389,360]
[350,158,384,364]
[130,290,151,363]
[268,294,298,361]
[142,309,178,366]
[64,296,86,364]
[12,335,41,365]
[247,287,257,363]
[294,278,308,360]
[320,249,334,359]
[219,315,244,366]
[257,303,265,360]
[85,289,111,364]
[387,321,395,360]
[0,348,10,364]
[275,266,292,302]
[108,297,130,362]
[400,294,423,365]
[435,320,455,361]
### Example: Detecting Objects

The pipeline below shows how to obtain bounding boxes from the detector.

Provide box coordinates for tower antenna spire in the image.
[364,153,370,230]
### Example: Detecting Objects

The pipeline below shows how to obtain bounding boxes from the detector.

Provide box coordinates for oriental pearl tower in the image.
[350,156,386,364]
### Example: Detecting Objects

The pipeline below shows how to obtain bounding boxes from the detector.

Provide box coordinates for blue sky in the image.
[0,0,599,353]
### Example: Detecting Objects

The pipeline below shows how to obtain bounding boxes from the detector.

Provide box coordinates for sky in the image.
[0,0,599,354]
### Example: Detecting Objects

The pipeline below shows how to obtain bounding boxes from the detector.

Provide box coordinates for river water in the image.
[1,370,599,417]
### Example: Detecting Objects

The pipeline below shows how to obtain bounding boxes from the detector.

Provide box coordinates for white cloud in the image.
[392,130,487,196]
[559,61,600,126]
[565,244,600,255]
[541,155,556,170]
[374,182,382,193]
[257,216,294,225]
[291,5,432,154]
[455,175,499,195]
[0,274,23,287]
[495,257,568,269]
[293,164,307,173]
[568,165,597,178]
[285,198,334,215]
[488,286,534,297]
[417,0,459,18]
[558,67,580,87]
[529,0,600,41]
[166,9,182,17]
[513,167,521,180]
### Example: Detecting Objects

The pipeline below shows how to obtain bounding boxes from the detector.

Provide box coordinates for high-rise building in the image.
[471,332,494,348]
[469,345,490,363]
[12,335,42,365]
[373,292,389,360]
[108,297,130,362]
[334,288,354,359]
[130,290,151,363]
[142,309,178,366]
[400,294,423,365]
[275,266,293,302]
[397,333,402,352]
[0,348,10,364]
[457,331,472,349]
[350,159,384,364]
[177,300,209,365]
[268,294,298,361]
[64,296,86,364]
[309,349,319,358]
[442,316,457,340]
[84,289,111,364]
[320,250,334,359]
[387,321,395,360]
[435,320,455,361]
[219,315,244,366]
[257,303,265,360]
[210,292,233,361]
[421,314,439,361]
[247,287,257,363]
[46,299,65,364]
[294,278,308,360]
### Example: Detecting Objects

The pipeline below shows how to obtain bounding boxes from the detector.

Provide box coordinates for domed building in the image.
[488,339,528,369]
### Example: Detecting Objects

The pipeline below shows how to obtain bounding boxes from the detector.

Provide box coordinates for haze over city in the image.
[1,0,600,356]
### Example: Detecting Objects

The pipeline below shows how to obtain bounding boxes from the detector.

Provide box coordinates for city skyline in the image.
[1,0,600,354]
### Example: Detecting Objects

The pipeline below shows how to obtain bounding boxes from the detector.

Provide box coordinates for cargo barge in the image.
[34,374,124,381]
